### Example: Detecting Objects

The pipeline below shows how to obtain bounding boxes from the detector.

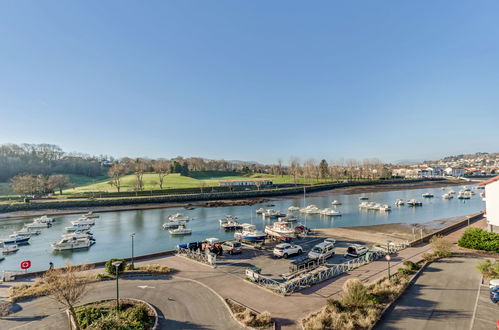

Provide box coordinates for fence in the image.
[176,248,217,267]
[246,242,409,295]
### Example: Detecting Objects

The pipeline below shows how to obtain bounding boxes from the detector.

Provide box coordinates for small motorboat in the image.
[378,204,391,212]
[256,208,265,214]
[162,220,186,229]
[395,199,405,206]
[234,224,266,242]
[61,232,95,241]
[83,212,99,219]
[219,216,243,230]
[281,215,299,222]
[71,217,95,226]
[442,193,453,199]
[14,227,41,236]
[2,235,30,245]
[300,205,320,214]
[169,224,192,236]
[52,237,95,251]
[25,221,51,229]
[288,206,300,212]
[359,196,369,200]
[331,200,342,205]
[407,199,423,207]
[66,223,92,232]
[320,208,342,216]
[422,192,434,198]
[262,209,286,218]
[265,221,296,239]
[168,213,190,222]
[2,244,19,254]
[34,215,54,223]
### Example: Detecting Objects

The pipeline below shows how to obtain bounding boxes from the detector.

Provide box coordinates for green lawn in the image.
[63,172,333,194]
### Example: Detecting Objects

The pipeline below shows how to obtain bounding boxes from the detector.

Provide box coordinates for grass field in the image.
[63,171,333,194]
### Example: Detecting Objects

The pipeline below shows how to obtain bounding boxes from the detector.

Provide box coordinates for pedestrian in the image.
[49,262,54,270]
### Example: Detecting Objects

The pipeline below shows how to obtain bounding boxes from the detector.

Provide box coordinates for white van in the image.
[308,242,335,260]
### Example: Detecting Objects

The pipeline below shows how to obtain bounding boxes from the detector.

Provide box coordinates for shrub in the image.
[476,259,499,279]
[403,260,420,271]
[134,264,172,274]
[430,235,452,257]
[76,305,107,328]
[458,228,499,252]
[105,258,127,275]
[341,279,371,308]
[398,268,413,276]
[422,252,438,263]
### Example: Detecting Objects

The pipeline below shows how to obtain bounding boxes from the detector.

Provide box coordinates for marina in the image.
[0,184,484,272]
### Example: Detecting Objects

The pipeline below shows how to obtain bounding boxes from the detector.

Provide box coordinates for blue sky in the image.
[1,1,498,164]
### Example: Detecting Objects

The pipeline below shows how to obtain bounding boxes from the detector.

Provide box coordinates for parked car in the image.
[308,242,335,260]
[324,238,336,246]
[273,243,303,258]
[344,244,369,258]
[222,241,242,255]
[490,286,499,304]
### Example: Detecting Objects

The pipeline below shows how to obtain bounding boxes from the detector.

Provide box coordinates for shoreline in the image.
[0,179,470,220]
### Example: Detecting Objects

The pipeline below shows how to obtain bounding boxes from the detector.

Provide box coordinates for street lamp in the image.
[385,254,391,280]
[130,233,135,269]
[112,260,122,315]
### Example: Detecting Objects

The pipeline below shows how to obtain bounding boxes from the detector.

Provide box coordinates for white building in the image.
[219,179,272,187]
[444,167,466,177]
[479,176,499,232]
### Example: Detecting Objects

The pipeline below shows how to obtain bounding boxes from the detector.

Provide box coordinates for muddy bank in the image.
[314,215,467,245]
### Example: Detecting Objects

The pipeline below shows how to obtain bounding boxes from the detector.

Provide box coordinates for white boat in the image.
[300,205,320,214]
[71,217,95,226]
[61,231,95,240]
[282,215,299,222]
[2,244,19,254]
[320,208,342,216]
[162,220,187,229]
[14,227,41,237]
[448,190,456,195]
[168,213,190,222]
[331,200,342,205]
[288,206,300,212]
[395,199,405,206]
[378,204,391,212]
[265,221,296,239]
[52,237,94,251]
[256,208,266,214]
[83,212,99,219]
[219,216,243,230]
[65,223,92,232]
[25,221,51,229]
[234,224,266,242]
[422,192,434,198]
[442,193,453,199]
[407,199,423,206]
[262,209,286,218]
[169,224,192,235]
[34,215,54,223]
[2,235,30,245]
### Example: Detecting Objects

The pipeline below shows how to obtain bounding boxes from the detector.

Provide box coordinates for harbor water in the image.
[0,184,484,272]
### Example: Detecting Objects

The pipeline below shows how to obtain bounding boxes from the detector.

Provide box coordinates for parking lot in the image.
[215,233,375,280]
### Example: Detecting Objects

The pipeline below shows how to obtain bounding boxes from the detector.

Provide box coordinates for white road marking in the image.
[137,285,155,289]
[469,275,483,330]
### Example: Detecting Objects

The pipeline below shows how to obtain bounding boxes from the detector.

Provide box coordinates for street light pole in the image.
[112,261,122,316]
[130,233,135,269]
[385,254,391,280]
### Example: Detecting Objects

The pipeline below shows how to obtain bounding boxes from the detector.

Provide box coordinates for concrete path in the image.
[375,257,484,330]
[0,276,241,330]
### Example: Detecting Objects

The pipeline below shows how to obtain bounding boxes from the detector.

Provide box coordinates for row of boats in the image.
[51,213,99,251]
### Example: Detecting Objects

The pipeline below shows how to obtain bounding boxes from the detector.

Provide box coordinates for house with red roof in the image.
[478,175,499,232]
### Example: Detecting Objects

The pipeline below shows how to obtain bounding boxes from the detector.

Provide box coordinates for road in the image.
[376,257,497,330]
[0,276,241,330]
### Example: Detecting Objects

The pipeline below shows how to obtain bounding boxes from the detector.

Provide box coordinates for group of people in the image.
[186,240,224,256]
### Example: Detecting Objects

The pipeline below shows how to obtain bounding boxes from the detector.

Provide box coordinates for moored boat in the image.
[2,235,30,245]
[169,224,192,235]
[52,237,95,251]
[168,213,190,222]
[2,244,19,254]
[234,224,266,242]
[265,221,296,239]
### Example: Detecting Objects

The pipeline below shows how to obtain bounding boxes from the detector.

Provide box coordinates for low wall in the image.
[408,211,484,246]
[0,179,440,214]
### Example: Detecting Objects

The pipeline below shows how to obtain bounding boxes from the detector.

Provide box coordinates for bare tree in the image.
[48,175,71,195]
[10,175,37,197]
[289,157,301,185]
[153,158,170,189]
[132,159,148,191]
[199,181,206,193]
[108,163,128,192]
[43,264,90,330]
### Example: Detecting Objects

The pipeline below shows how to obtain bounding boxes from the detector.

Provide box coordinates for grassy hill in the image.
[63,172,320,194]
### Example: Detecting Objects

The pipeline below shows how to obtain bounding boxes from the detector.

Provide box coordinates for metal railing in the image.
[176,248,217,267]
[247,241,409,295]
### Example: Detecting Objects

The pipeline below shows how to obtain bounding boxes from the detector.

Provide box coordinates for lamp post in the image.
[112,261,122,315]
[385,254,391,280]
[130,233,135,269]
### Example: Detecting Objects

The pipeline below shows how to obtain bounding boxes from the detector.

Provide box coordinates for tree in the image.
[108,163,128,192]
[199,181,207,193]
[153,158,170,189]
[48,174,71,195]
[319,159,329,180]
[289,157,301,185]
[132,159,148,192]
[43,264,90,330]
[10,175,37,196]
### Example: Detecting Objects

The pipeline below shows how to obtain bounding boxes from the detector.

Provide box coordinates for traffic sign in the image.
[20,260,31,270]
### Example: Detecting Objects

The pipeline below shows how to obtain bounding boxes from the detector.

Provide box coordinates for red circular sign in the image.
[20,260,31,270]
[385,255,392,261]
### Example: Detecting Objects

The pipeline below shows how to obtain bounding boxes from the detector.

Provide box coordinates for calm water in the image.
[0,184,484,272]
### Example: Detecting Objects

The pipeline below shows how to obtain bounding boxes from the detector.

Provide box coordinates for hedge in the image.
[457,228,499,252]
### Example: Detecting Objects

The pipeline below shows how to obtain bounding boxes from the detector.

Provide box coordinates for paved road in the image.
[0,276,241,330]
[376,257,497,330]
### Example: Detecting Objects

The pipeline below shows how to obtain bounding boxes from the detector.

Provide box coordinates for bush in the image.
[105,259,127,276]
[422,252,438,263]
[458,228,499,252]
[477,259,499,279]
[76,305,107,328]
[341,279,371,308]
[398,268,413,276]
[403,260,420,271]
[430,235,452,257]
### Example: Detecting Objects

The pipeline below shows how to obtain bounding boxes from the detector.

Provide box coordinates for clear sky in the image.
[1,1,498,164]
